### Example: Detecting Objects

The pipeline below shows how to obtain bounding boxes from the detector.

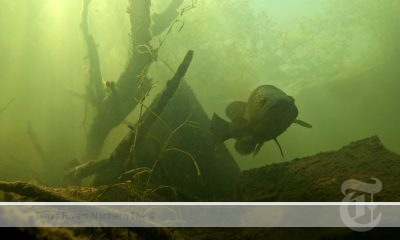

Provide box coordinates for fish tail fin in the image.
[210,113,232,141]
[235,137,257,155]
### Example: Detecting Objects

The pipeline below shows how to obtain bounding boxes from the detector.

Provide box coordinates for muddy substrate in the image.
[239,135,400,202]
[4,226,400,239]
[1,136,400,239]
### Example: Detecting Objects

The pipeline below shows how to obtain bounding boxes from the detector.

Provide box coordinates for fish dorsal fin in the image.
[226,101,247,121]
[293,119,312,128]
[273,138,285,159]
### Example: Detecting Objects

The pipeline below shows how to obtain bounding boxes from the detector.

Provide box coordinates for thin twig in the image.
[165,147,201,177]
[0,97,15,114]
[147,113,194,185]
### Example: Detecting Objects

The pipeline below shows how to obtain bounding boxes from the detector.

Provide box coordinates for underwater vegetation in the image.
[0,0,399,239]
[0,0,398,204]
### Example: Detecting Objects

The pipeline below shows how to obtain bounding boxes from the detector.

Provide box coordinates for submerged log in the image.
[10,136,400,203]
[142,80,240,200]
[239,136,400,202]
[65,50,240,200]
[0,180,79,202]
[65,50,193,184]
[151,0,184,36]
[83,0,154,161]
[65,50,191,179]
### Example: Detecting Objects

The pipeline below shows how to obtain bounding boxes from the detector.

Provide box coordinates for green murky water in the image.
[0,0,399,184]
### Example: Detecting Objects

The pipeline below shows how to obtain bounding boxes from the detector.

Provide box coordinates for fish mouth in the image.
[234,135,257,155]
[249,101,298,141]
[258,100,298,125]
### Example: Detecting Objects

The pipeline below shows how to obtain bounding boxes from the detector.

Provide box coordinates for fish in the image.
[210,85,311,157]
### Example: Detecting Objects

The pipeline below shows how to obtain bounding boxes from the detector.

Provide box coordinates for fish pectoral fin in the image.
[273,138,285,159]
[293,119,312,128]
[253,142,264,156]
[226,101,247,121]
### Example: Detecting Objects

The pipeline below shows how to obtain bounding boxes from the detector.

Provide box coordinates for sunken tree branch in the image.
[65,50,194,185]
[0,180,79,202]
[80,0,105,108]
[151,0,184,36]
[0,97,15,115]
[83,0,176,161]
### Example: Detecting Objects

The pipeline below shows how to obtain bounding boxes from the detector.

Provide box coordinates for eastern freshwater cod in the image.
[210,85,311,157]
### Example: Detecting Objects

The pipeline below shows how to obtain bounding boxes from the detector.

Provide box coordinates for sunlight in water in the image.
[0,0,399,184]
[46,0,65,15]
